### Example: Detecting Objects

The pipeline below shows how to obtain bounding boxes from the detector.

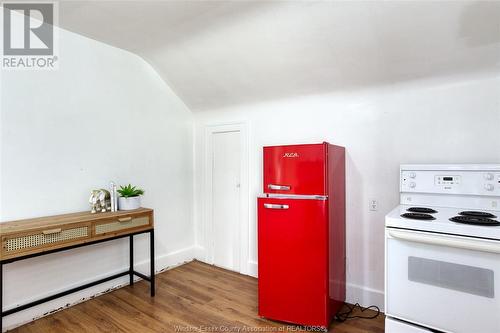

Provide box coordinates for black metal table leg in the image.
[150,229,155,297]
[129,235,134,286]
[1,262,3,331]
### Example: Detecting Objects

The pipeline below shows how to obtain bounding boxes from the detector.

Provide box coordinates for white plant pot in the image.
[118,196,142,211]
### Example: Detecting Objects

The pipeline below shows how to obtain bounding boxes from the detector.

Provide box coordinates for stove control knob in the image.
[484,173,494,180]
[485,184,494,191]
[409,172,416,179]
[409,182,416,189]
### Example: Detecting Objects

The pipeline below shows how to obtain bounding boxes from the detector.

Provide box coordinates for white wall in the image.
[0,27,194,330]
[194,74,500,309]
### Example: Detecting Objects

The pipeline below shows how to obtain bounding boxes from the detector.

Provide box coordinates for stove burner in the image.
[450,216,500,226]
[401,213,436,220]
[407,207,438,214]
[459,211,497,219]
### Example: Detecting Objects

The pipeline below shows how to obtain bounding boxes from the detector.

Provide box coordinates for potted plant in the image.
[117,184,145,210]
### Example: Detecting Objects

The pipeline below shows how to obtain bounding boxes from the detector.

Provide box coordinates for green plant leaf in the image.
[117,184,145,197]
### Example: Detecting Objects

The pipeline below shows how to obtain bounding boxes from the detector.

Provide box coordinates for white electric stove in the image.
[385,164,500,333]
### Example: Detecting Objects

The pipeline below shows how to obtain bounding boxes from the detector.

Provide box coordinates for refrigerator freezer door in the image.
[258,197,329,327]
[263,143,327,195]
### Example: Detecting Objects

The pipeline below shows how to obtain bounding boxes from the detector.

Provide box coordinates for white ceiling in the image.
[58,1,500,111]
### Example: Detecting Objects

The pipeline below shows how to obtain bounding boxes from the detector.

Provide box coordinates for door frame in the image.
[203,122,249,274]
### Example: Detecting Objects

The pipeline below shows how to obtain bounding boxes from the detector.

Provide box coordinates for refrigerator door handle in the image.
[264,203,289,210]
[268,184,291,191]
[262,194,327,200]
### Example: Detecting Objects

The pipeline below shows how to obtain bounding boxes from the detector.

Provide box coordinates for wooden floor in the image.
[12,261,384,333]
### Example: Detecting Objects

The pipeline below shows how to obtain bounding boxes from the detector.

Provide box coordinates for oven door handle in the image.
[388,229,500,254]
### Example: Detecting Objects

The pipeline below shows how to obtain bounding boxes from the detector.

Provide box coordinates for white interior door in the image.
[212,130,241,271]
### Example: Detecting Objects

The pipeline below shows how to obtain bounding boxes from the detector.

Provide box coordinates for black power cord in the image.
[335,302,380,322]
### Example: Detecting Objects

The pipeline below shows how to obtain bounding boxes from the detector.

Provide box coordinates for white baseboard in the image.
[191,248,257,279]
[346,282,384,311]
[3,246,196,332]
[135,245,196,274]
[247,260,258,277]
[193,245,207,261]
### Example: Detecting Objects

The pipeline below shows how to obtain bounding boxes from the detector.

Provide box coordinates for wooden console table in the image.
[0,208,155,330]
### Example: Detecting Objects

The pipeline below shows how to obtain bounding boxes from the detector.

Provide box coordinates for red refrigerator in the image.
[258,142,346,329]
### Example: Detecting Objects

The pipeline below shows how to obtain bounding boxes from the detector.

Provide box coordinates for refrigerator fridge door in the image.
[258,197,329,327]
[263,143,326,195]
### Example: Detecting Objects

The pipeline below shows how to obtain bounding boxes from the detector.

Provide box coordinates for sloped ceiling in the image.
[58,1,500,111]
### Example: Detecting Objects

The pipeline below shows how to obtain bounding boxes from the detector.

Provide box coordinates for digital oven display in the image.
[435,175,460,185]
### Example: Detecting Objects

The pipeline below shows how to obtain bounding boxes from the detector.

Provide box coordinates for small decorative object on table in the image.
[89,189,111,213]
[110,181,118,212]
[117,184,144,211]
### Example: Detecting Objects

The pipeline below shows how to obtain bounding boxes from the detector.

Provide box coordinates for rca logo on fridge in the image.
[283,152,299,158]
[1,2,59,70]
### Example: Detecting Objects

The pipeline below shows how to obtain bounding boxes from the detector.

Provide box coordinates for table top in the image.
[0,208,153,235]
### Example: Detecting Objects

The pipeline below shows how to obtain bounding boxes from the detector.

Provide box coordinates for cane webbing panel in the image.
[5,226,89,252]
[95,216,149,235]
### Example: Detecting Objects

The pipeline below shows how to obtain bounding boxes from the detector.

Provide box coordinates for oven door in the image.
[386,228,500,333]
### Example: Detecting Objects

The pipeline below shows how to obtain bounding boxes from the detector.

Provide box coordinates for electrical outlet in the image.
[369,199,378,211]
